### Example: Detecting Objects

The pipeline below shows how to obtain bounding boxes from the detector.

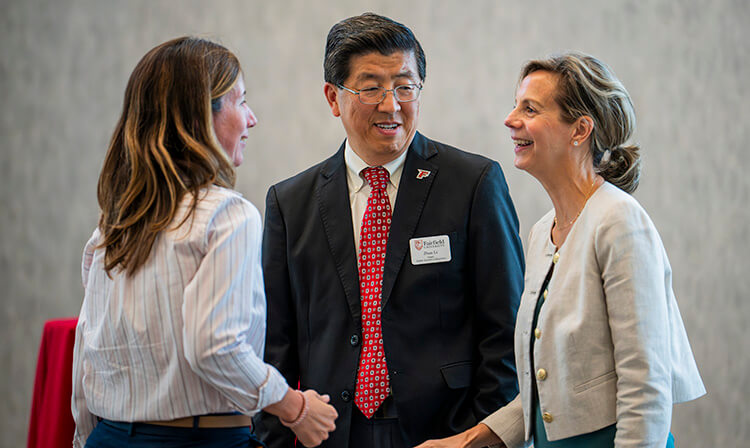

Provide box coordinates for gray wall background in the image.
[1,0,747,446]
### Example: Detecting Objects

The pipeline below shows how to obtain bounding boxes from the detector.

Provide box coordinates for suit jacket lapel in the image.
[382,132,438,308]
[317,143,361,320]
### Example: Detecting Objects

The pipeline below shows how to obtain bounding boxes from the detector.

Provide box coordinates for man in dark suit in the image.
[256,13,524,448]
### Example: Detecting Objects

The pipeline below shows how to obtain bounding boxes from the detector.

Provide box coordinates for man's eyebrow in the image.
[354,70,417,81]
[355,73,381,81]
[394,69,417,78]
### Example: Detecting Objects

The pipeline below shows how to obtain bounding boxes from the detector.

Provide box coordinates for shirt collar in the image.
[344,139,407,192]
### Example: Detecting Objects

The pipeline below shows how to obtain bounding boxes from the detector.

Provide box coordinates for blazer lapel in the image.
[381,132,438,308]
[317,143,362,320]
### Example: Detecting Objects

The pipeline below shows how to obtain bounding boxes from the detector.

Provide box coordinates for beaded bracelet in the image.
[280,390,309,428]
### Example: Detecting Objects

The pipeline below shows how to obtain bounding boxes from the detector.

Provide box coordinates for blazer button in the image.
[552,253,560,264]
[542,290,548,300]
[542,412,554,423]
[341,390,352,402]
[350,334,360,346]
[534,328,541,339]
[536,368,547,381]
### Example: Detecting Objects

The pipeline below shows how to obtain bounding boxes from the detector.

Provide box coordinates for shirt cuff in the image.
[255,364,290,411]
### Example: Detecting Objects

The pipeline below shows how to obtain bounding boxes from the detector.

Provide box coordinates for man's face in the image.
[324,50,421,166]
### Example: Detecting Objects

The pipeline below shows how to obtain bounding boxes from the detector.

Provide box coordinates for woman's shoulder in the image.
[588,182,652,225]
[175,186,261,236]
[191,186,259,219]
[586,182,662,250]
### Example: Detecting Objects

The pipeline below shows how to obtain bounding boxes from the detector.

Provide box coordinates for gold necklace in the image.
[553,178,599,230]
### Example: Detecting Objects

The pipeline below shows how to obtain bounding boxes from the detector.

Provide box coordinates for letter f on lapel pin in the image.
[416,169,431,180]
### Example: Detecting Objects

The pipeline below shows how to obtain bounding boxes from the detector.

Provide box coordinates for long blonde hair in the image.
[97,36,240,275]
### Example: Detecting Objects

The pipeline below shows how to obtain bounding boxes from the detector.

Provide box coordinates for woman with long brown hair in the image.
[71,36,337,448]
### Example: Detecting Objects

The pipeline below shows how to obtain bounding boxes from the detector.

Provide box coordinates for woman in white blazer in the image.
[416,52,705,447]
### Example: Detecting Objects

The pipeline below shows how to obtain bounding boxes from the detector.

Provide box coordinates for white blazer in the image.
[483,182,705,448]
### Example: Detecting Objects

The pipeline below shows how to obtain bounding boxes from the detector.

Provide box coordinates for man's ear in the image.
[572,116,594,146]
[324,83,341,117]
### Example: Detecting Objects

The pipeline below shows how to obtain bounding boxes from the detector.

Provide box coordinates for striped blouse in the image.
[71,186,288,447]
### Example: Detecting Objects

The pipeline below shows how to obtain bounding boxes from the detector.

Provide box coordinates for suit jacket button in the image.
[536,368,547,381]
[341,390,351,402]
[350,335,360,346]
[542,412,554,423]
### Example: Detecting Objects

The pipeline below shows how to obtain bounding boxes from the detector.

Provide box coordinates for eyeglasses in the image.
[337,84,422,105]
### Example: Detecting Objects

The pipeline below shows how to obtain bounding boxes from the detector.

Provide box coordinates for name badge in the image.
[409,235,451,265]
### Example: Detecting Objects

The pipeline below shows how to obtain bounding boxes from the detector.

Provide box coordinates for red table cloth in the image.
[28,318,78,448]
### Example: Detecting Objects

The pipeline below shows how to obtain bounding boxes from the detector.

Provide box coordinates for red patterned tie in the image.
[354,167,392,418]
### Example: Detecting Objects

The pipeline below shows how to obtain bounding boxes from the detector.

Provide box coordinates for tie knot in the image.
[362,167,389,191]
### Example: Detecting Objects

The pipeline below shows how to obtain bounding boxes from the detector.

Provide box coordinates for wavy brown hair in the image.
[97,36,240,275]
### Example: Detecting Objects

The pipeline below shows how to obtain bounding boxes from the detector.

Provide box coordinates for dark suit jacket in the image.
[256,132,524,447]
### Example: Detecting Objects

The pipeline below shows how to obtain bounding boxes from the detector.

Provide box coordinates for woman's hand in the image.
[289,389,338,447]
[264,387,338,446]
[414,424,504,448]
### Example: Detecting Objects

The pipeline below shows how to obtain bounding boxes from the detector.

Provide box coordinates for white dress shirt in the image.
[71,185,289,447]
[344,139,407,253]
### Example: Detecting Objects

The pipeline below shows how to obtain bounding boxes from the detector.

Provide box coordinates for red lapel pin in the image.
[416,169,431,180]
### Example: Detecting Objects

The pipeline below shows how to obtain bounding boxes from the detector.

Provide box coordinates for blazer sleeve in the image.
[596,205,673,447]
[468,161,524,418]
[254,185,298,448]
[481,394,529,448]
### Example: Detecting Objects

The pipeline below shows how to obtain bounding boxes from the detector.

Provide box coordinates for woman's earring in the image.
[573,141,579,146]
